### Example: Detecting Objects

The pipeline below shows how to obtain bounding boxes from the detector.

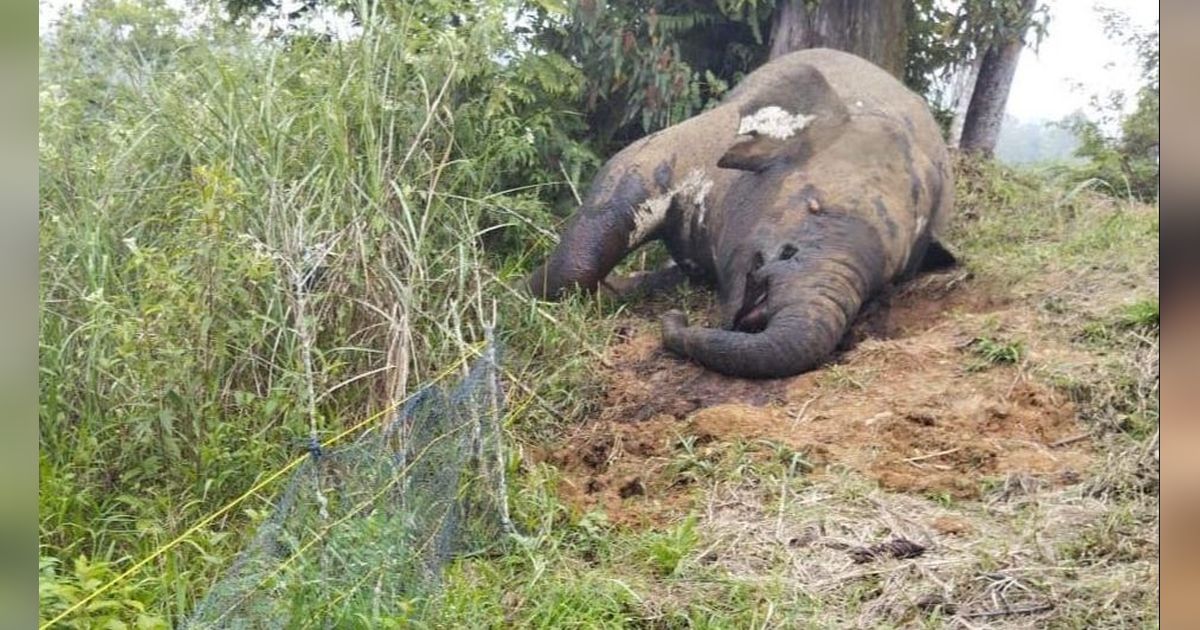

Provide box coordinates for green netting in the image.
[185,338,513,628]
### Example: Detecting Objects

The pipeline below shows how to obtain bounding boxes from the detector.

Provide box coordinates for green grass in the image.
[965,336,1024,370]
[949,156,1159,283]
[1118,298,1160,329]
[639,515,700,576]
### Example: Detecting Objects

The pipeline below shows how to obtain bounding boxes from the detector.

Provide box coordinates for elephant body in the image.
[528,48,955,379]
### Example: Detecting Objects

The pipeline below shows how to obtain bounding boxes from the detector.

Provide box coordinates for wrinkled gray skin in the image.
[527,48,955,379]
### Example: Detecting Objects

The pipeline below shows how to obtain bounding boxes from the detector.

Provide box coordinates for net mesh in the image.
[185,338,512,628]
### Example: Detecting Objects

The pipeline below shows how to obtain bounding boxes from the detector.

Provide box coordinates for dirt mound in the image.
[541,271,1093,526]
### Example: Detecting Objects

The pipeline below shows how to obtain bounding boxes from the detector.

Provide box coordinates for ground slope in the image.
[507,173,1159,628]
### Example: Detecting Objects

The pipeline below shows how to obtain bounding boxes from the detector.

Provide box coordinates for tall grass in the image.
[39,1,610,625]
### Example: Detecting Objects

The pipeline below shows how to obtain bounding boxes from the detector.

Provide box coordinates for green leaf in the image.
[534,0,569,15]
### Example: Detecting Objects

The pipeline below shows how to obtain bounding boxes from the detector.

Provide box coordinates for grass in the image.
[1119,298,1160,329]
[966,336,1024,370]
[38,3,610,626]
[39,6,1158,628]
[639,515,700,576]
[817,364,871,390]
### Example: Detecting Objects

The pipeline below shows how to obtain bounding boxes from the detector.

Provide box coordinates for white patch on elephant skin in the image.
[690,176,714,206]
[737,106,816,140]
[693,177,714,227]
[897,216,930,273]
[676,169,713,242]
[628,193,672,247]
[913,215,928,239]
[628,168,714,247]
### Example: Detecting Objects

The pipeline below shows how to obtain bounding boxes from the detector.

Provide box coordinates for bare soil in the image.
[540,270,1093,526]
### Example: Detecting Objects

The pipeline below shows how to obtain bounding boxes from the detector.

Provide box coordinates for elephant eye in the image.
[752,252,764,270]
[779,244,798,261]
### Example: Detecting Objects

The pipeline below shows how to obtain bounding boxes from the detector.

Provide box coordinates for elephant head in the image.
[661,209,890,379]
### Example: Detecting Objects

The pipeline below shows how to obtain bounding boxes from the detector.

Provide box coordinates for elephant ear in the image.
[717,129,791,173]
[718,63,850,173]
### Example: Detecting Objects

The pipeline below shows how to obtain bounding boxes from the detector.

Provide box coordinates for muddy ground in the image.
[540,270,1095,527]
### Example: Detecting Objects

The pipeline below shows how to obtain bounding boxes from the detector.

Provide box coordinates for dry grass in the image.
[680,471,1154,628]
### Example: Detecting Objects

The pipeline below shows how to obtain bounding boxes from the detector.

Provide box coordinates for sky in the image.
[40,0,1158,124]
[1005,0,1158,122]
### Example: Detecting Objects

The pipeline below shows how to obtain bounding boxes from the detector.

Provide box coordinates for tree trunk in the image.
[948,55,984,148]
[959,0,1039,156]
[767,0,907,80]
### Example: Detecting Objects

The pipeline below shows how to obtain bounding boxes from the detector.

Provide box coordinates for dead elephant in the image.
[527,48,955,379]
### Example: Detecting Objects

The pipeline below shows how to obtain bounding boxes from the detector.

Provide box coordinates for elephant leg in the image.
[600,265,689,300]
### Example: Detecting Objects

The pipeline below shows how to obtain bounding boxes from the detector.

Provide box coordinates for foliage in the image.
[949,0,1050,54]
[640,515,700,576]
[1118,298,1159,331]
[526,0,774,154]
[222,0,339,22]
[1052,10,1158,201]
[907,0,1051,140]
[951,154,1158,276]
[210,0,759,156]
[529,0,1055,153]
[209,0,1056,155]
[40,555,171,629]
[903,0,957,99]
[39,0,609,625]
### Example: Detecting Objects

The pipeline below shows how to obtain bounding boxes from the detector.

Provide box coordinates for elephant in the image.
[527,48,955,379]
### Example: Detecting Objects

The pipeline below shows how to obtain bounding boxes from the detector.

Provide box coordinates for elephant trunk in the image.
[527,211,633,298]
[662,214,887,379]
[662,296,853,379]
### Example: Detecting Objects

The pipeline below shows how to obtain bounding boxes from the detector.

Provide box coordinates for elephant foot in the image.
[602,265,690,300]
